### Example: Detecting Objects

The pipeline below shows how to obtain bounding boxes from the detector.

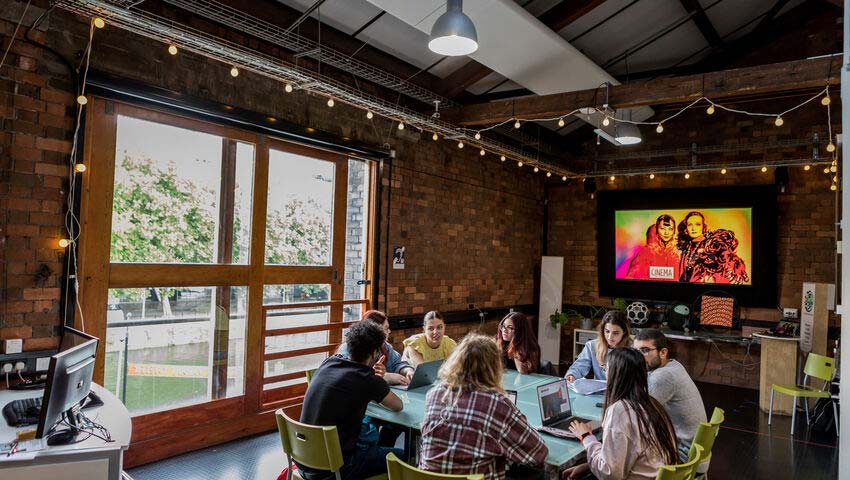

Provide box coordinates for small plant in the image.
[549,308,582,328]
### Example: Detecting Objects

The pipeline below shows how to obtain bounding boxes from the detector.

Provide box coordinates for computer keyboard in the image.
[2,396,42,427]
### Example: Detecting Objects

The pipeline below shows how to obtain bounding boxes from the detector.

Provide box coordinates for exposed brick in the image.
[22,288,60,300]
[34,136,72,154]
[23,336,60,351]
[0,326,33,340]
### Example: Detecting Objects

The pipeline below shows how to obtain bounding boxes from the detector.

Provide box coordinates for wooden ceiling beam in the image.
[443,56,839,126]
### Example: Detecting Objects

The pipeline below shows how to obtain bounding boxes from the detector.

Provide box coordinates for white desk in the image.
[0,383,132,480]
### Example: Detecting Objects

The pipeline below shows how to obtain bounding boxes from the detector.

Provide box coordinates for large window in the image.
[79,100,376,425]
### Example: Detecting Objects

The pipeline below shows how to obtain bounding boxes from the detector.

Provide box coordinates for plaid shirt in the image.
[419,384,548,480]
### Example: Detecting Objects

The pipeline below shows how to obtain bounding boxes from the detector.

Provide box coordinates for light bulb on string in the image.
[168,44,178,55]
[366,111,373,119]
[827,143,836,153]
[706,105,715,115]
[649,173,655,179]
[761,166,768,173]
[514,120,521,129]
[93,17,105,29]
[285,83,293,93]
[76,95,88,105]
[479,149,485,156]
[327,98,335,107]
[684,173,690,179]
[831,164,837,173]
[533,167,539,173]
[834,176,839,183]
[546,171,552,178]
[824,167,831,174]
[558,118,565,127]
[609,175,616,182]
[774,116,784,127]
[831,184,838,191]
[656,124,664,134]
[518,161,523,167]
[74,164,86,173]
[822,95,831,106]
[602,116,610,127]
[432,133,438,141]
[230,66,239,77]
[562,175,567,181]
[500,155,506,162]
[458,141,464,149]
[721,168,727,175]
[58,239,71,248]
[474,131,481,140]
[397,122,404,130]
[804,165,811,171]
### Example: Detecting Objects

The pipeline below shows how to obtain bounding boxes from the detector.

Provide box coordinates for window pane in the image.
[263,352,329,391]
[104,286,247,415]
[265,149,334,265]
[232,142,255,264]
[111,116,223,264]
[344,159,370,301]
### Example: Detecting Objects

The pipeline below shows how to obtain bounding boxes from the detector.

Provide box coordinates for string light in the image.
[706,105,715,115]
[474,131,481,140]
[500,155,506,162]
[533,167,539,173]
[684,173,690,179]
[721,168,727,175]
[327,98,335,107]
[366,110,373,119]
[824,167,831,174]
[827,142,836,153]
[804,165,811,171]
[397,122,404,130]
[774,116,783,127]
[834,176,839,183]
[562,175,567,181]
[168,44,178,55]
[649,173,655,179]
[432,132,438,141]
[74,164,86,173]
[609,175,615,181]
[458,141,464,149]
[518,161,523,167]
[822,95,831,106]
[92,17,105,29]
[76,95,88,105]
[479,148,485,156]
[602,116,610,127]
[830,163,837,173]
[761,166,768,173]
[285,83,293,93]
[58,239,71,248]
[558,118,565,127]
[514,120,521,129]
[831,184,838,191]
[655,124,663,134]
[230,66,239,77]
[546,171,552,178]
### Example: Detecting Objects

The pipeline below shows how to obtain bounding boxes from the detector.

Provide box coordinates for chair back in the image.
[655,444,703,480]
[275,409,344,478]
[386,452,484,480]
[803,353,837,384]
[539,360,556,376]
[688,407,724,474]
[305,368,317,385]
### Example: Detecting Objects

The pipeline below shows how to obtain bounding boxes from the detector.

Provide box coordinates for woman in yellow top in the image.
[402,311,457,367]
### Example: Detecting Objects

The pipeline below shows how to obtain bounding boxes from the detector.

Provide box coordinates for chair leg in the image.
[768,390,774,425]
[833,400,840,437]
[790,397,797,436]
[804,397,810,425]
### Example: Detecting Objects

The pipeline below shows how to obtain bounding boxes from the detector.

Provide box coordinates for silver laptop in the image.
[536,379,600,438]
[506,390,517,404]
[394,360,442,391]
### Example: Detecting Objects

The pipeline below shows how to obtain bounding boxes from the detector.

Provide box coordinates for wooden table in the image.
[753,333,800,415]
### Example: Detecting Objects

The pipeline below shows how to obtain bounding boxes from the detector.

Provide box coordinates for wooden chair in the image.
[276,409,387,480]
[386,452,484,480]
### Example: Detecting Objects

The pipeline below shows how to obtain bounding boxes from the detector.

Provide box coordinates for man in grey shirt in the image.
[634,328,707,461]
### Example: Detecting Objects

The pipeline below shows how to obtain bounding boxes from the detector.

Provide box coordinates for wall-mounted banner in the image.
[393,246,405,270]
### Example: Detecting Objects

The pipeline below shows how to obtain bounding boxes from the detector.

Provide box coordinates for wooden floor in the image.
[127,382,838,480]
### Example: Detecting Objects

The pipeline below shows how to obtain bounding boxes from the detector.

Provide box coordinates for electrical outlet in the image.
[36,357,50,372]
[783,308,799,319]
[14,362,25,372]
[1,363,12,373]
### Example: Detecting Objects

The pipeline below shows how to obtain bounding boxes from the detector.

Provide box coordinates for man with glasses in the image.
[634,328,707,462]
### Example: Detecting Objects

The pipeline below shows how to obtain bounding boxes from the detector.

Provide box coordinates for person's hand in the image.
[384,372,410,385]
[565,374,575,382]
[403,368,414,381]
[373,355,386,377]
[569,420,593,439]
[562,462,589,479]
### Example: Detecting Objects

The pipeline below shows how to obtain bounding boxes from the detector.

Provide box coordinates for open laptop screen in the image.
[537,379,572,424]
[506,390,517,404]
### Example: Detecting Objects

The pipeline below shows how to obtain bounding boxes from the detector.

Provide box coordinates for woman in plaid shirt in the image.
[419,334,548,480]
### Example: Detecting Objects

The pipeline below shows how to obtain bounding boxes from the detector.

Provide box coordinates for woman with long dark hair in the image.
[565,310,632,382]
[565,348,679,479]
[496,312,541,374]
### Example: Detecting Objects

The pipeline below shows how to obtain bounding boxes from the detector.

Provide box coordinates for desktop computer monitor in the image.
[36,327,99,445]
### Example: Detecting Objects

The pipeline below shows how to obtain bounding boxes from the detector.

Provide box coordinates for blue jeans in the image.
[297,446,405,480]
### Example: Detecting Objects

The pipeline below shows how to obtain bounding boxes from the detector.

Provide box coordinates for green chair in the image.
[768,352,838,436]
[688,407,724,479]
[386,452,484,480]
[275,409,387,480]
[655,444,703,480]
[305,368,317,385]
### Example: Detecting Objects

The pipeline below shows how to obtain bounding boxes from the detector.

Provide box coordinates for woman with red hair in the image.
[495,312,540,374]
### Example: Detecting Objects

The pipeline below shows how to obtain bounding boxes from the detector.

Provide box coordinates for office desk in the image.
[367,371,603,479]
[0,383,132,480]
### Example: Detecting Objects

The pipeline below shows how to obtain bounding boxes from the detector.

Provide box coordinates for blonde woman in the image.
[565,310,632,382]
[402,311,457,367]
[419,334,548,480]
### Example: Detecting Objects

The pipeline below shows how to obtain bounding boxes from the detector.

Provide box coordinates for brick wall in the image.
[0,4,544,350]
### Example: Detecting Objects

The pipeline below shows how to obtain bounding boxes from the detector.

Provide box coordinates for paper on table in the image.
[567,378,607,395]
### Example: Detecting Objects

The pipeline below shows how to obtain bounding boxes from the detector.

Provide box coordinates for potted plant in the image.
[549,308,582,328]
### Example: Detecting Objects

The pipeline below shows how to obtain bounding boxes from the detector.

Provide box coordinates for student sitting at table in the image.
[419,333,548,480]
[298,321,404,480]
[565,310,632,382]
[496,312,541,374]
[565,348,679,480]
[402,310,457,367]
[337,309,414,385]
[634,329,707,462]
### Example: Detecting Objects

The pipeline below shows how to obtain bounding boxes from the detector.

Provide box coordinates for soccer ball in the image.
[626,302,650,326]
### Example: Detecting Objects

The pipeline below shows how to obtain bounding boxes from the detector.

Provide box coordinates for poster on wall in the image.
[800,283,815,353]
[614,208,753,284]
[393,246,405,270]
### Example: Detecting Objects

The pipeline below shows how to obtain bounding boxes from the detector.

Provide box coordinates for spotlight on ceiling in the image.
[428,0,478,56]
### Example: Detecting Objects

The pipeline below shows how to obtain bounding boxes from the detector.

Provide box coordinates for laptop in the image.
[536,379,601,439]
[506,390,517,404]
[393,360,443,391]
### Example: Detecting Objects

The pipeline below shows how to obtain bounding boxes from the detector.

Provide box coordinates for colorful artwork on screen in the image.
[615,208,752,285]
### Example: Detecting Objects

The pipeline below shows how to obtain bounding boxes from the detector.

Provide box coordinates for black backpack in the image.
[810,397,838,435]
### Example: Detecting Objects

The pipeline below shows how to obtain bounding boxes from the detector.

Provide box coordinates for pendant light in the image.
[428,0,478,56]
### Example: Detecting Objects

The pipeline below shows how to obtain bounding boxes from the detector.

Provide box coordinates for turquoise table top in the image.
[366,371,604,471]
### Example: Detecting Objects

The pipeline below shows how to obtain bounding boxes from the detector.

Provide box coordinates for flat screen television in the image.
[597,185,777,307]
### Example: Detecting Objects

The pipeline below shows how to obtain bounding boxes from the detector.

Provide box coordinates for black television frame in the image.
[597,185,777,308]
